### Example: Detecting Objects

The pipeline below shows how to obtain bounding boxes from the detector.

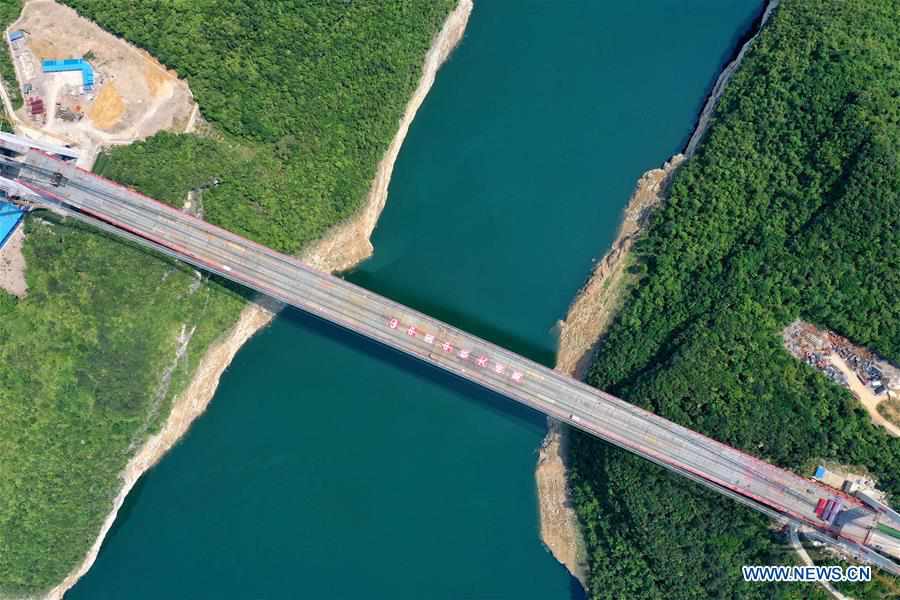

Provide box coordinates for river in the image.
[69,2,761,598]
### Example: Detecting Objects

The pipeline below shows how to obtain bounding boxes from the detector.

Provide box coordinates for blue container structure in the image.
[0,199,24,250]
[7,30,24,43]
[41,58,94,90]
[814,465,827,480]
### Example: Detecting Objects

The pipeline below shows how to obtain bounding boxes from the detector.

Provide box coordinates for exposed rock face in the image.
[538,154,684,590]
[536,418,588,587]
[41,299,278,600]
[557,154,683,380]
[537,3,783,585]
[301,0,473,274]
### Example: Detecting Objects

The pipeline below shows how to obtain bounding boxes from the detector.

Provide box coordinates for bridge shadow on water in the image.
[279,305,550,434]
[346,269,558,368]
[87,303,586,599]
[277,299,591,600]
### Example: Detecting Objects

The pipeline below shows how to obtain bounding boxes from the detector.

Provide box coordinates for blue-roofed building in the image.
[0,199,24,250]
[8,30,24,43]
[41,58,95,91]
[814,466,827,480]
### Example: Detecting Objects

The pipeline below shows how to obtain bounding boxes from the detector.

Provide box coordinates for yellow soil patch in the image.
[144,63,173,97]
[27,38,66,61]
[88,83,125,130]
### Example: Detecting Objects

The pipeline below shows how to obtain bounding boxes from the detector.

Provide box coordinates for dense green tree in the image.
[570,0,900,597]
[0,0,22,109]
[63,0,456,253]
[0,1,455,594]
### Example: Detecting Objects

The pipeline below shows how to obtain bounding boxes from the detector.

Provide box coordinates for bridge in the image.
[2,136,900,575]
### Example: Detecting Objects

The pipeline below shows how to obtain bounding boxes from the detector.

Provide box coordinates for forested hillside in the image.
[61,0,454,252]
[0,1,454,595]
[570,0,900,597]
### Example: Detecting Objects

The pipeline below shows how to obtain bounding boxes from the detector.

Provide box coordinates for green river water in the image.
[70,2,761,598]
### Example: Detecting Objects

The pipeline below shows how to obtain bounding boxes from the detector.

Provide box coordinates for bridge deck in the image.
[10,148,900,572]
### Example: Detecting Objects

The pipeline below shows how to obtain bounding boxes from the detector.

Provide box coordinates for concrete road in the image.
[9,148,900,574]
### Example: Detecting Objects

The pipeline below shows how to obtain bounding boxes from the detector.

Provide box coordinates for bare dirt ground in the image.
[12,0,195,163]
[878,398,900,430]
[829,354,900,437]
[535,419,588,586]
[783,320,900,437]
[0,225,27,297]
[87,82,124,129]
[0,0,198,308]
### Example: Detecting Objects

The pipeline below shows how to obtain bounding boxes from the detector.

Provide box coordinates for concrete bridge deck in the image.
[5,146,900,574]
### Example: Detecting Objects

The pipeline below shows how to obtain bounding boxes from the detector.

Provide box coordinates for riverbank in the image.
[538,0,780,585]
[685,0,780,158]
[538,154,683,587]
[41,2,472,597]
[299,0,472,274]
[564,0,900,595]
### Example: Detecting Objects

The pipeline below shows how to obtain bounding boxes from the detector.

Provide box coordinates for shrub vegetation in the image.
[0,0,23,111]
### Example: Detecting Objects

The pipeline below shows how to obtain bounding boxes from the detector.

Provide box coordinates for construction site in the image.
[784,320,900,435]
[4,0,196,168]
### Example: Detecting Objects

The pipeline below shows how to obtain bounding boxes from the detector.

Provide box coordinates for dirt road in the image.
[829,355,900,437]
